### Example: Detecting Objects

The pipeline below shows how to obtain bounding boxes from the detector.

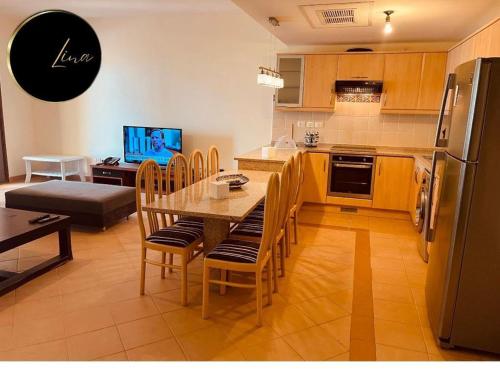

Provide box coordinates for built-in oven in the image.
[328,154,375,199]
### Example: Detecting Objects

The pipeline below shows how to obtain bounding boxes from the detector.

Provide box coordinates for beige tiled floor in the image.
[0,201,498,361]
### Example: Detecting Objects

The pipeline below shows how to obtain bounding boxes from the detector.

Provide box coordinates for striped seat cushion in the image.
[174,216,204,230]
[206,239,260,263]
[146,226,202,247]
[231,220,263,237]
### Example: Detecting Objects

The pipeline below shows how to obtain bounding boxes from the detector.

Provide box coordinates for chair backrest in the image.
[166,153,189,194]
[188,149,205,185]
[135,159,166,239]
[292,150,304,205]
[256,172,280,265]
[287,154,298,212]
[277,159,292,231]
[207,145,220,176]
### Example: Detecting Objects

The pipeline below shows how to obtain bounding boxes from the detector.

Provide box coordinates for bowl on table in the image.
[215,174,249,190]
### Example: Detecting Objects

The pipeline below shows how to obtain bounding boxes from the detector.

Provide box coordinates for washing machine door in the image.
[415,186,428,233]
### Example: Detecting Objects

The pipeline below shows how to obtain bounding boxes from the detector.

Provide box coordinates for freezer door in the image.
[447,59,491,162]
[425,152,476,343]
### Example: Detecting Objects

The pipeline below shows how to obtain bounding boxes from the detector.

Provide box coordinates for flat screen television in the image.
[123,126,182,166]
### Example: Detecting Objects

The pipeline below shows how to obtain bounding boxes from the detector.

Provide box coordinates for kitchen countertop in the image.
[235,143,436,170]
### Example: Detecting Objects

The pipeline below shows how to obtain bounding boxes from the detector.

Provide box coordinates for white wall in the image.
[0,15,36,177]
[30,5,281,172]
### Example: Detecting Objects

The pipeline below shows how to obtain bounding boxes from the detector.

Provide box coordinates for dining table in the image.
[142,170,273,252]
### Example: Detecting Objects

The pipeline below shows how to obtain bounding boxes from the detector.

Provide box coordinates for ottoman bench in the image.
[5,180,136,230]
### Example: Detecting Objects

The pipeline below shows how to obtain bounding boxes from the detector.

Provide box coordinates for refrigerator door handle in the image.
[435,73,456,148]
[426,151,444,242]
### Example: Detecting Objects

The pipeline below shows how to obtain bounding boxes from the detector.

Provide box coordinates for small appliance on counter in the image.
[274,135,297,149]
[304,129,319,147]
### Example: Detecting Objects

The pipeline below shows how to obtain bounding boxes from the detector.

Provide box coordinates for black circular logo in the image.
[8,10,101,102]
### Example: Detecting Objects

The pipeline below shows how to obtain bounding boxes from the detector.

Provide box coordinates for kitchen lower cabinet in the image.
[302,152,329,204]
[373,156,414,211]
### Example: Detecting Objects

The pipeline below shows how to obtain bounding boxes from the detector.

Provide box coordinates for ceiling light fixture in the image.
[383,10,394,34]
[257,17,284,89]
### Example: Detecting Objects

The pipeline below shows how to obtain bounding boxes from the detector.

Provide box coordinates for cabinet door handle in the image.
[323,160,326,172]
[414,168,419,183]
[383,91,388,106]
[378,161,382,176]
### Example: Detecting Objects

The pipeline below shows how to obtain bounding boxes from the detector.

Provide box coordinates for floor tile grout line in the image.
[150,294,190,361]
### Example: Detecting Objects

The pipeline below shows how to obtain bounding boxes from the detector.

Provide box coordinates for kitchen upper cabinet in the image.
[417,53,448,110]
[373,156,414,211]
[302,152,329,204]
[276,55,304,107]
[337,54,385,81]
[382,53,423,111]
[302,54,338,109]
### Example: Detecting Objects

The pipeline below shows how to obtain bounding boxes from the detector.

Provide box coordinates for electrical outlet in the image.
[306,121,314,128]
[314,121,323,128]
[297,121,305,128]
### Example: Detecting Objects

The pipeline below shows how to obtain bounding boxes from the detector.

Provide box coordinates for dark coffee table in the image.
[0,207,72,296]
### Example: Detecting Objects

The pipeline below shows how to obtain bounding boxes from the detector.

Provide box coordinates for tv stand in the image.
[91,163,140,187]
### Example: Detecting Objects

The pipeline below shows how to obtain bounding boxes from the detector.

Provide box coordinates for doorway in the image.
[0,84,9,183]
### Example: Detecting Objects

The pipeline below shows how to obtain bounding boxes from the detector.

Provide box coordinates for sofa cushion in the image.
[5,180,136,215]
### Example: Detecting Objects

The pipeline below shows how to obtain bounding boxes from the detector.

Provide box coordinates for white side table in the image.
[23,155,86,183]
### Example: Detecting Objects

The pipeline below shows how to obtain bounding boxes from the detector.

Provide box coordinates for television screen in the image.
[123,126,182,166]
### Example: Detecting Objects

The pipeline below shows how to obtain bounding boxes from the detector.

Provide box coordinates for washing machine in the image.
[416,168,430,262]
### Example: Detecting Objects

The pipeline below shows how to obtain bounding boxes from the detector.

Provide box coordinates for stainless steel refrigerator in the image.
[425,58,500,354]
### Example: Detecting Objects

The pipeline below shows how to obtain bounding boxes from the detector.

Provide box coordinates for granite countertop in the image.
[235,143,436,170]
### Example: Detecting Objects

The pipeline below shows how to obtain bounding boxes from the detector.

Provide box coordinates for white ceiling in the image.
[231,0,500,45]
[0,0,237,18]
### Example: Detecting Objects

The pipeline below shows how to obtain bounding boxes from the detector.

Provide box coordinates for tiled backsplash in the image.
[272,102,438,148]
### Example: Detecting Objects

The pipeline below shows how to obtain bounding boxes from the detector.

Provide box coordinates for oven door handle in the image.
[333,163,373,169]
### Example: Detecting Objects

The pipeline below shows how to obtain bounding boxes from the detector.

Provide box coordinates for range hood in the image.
[335,80,383,94]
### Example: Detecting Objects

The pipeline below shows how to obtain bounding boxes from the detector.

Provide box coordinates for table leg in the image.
[203,218,230,253]
[25,160,32,183]
[58,226,73,260]
[60,162,67,181]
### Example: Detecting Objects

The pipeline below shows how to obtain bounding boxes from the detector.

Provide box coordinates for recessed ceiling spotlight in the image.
[383,10,394,34]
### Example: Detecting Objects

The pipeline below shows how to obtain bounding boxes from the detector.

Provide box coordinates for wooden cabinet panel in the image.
[302,152,329,203]
[337,54,385,80]
[417,53,447,110]
[445,48,460,78]
[382,53,423,110]
[488,19,500,56]
[459,38,475,63]
[373,156,413,211]
[303,54,338,108]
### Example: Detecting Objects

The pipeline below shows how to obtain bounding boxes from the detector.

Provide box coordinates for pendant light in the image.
[383,10,394,34]
[257,17,284,89]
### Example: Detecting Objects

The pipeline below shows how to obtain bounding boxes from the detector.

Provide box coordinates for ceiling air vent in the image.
[319,8,355,25]
[301,2,373,28]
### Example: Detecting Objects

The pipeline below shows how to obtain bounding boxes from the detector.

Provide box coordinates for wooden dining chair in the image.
[202,172,280,326]
[165,153,205,270]
[135,159,203,305]
[284,154,297,257]
[207,145,220,176]
[229,158,292,292]
[289,150,304,245]
[188,149,205,185]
